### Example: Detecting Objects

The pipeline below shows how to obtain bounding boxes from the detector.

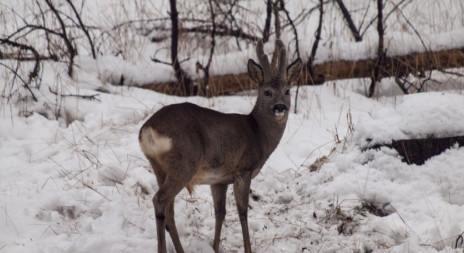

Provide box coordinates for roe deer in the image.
[139,39,302,253]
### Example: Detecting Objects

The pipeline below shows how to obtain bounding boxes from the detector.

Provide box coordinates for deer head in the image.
[248,39,302,123]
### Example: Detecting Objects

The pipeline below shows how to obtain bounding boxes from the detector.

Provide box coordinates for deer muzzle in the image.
[273,104,288,119]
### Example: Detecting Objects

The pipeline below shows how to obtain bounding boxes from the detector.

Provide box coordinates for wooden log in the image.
[141,48,464,96]
[369,136,464,165]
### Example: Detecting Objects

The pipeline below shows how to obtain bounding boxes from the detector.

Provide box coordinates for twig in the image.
[204,0,217,94]
[151,57,172,66]
[358,0,372,32]
[395,1,427,51]
[0,62,38,102]
[456,231,464,249]
[296,0,323,113]
[65,0,96,58]
[394,75,411,94]
[262,0,272,42]
[182,26,258,41]
[48,86,101,102]
[151,56,190,66]
[282,4,321,29]
[82,182,111,201]
[1,53,57,62]
[44,0,77,77]
[0,38,41,82]
[307,0,324,78]
[361,0,411,37]
[279,0,300,59]
[438,69,464,78]
[35,0,54,57]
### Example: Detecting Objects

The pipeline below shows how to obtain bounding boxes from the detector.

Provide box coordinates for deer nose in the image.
[273,104,288,113]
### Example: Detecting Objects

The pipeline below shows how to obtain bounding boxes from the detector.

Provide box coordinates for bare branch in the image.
[335,0,362,42]
[307,0,324,81]
[48,86,101,102]
[150,57,171,66]
[44,0,77,77]
[361,0,411,37]
[65,0,96,58]
[295,0,323,113]
[0,38,40,82]
[262,0,272,42]
[182,26,258,41]
[0,62,38,102]
[279,0,300,59]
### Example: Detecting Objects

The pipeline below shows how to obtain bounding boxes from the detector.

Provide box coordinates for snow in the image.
[355,92,464,147]
[2,0,464,252]
[2,61,464,252]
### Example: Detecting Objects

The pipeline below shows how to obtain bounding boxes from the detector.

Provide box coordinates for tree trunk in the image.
[169,0,193,95]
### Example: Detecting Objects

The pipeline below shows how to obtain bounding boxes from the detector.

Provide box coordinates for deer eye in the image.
[264,90,272,97]
[285,89,290,95]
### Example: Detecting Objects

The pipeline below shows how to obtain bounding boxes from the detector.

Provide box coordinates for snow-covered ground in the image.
[2,58,464,252]
[2,0,464,252]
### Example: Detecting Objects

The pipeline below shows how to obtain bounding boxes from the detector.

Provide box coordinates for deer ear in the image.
[248,59,264,84]
[287,58,302,84]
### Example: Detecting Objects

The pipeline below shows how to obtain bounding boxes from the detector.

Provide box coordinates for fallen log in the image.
[369,135,464,165]
[142,47,464,96]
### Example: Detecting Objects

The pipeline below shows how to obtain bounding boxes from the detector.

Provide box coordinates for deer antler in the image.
[256,39,272,80]
[275,40,287,79]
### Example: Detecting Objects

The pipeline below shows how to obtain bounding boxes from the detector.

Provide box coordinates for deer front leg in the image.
[234,172,252,253]
[211,184,228,252]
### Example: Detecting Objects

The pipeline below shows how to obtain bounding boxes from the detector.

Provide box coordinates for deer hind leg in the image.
[152,161,184,253]
[153,175,187,253]
[165,200,184,253]
[211,184,228,252]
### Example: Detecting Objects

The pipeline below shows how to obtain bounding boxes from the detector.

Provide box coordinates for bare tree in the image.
[307,0,324,83]
[369,0,385,97]
[196,0,217,96]
[169,0,193,95]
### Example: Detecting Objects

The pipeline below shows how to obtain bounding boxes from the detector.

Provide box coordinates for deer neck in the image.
[249,104,288,151]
